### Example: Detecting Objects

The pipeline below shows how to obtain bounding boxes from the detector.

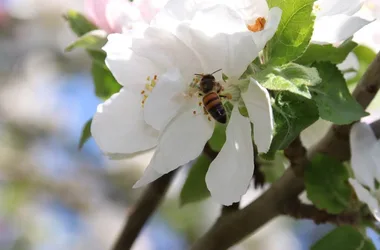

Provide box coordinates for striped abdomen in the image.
[202,92,227,124]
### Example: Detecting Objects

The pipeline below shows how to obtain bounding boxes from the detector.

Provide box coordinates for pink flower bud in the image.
[84,0,141,33]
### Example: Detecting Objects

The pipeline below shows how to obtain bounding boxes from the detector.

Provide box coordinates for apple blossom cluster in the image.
[72,0,373,206]
[91,0,281,205]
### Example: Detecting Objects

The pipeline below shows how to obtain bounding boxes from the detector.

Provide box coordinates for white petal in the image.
[350,122,377,190]
[349,178,380,222]
[189,4,248,35]
[250,7,282,52]
[241,78,274,153]
[315,0,365,17]
[131,27,202,79]
[232,0,269,23]
[103,33,160,86]
[133,165,164,188]
[144,68,187,131]
[176,5,259,78]
[91,88,159,154]
[152,0,217,31]
[206,106,254,205]
[370,140,380,185]
[105,0,141,33]
[148,108,214,174]
[312,15,370,44]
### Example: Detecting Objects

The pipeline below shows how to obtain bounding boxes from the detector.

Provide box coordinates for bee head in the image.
[196,69,221,94]
[199,74,216,93]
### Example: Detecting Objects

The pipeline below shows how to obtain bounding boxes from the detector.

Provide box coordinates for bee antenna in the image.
[210,69,222,75]
[194,73,203,76]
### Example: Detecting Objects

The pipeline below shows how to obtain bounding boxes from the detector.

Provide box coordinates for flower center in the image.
[313,3,321,12]
[188,73,233,123]
[247,17,266,32]
[140,74,158,107]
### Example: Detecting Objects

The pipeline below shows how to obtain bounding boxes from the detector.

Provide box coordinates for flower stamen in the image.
[141,74,159,107]
[247,17,266,32]
[313,3,321,11]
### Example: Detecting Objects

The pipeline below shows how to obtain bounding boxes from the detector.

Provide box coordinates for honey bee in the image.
[195,69,229,124]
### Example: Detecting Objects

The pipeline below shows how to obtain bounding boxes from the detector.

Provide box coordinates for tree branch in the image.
[190,52,380,250]
[112,171,175,250]
[284,136,307,177]
[281,198,359,225]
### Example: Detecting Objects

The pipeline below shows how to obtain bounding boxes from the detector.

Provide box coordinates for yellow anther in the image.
[198,102,202,106]
[141,90,145,95]
[151,80,156,87]
[247,17,266,32]
[145,84,153,91]
[146,76,150,81]
[208,116,212,121]
[193,110,197,115]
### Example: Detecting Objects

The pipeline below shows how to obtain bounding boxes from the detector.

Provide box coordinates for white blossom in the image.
[153,0,282,52]
[312,0,371,44]
[349,122,380,221]
[92,1,278,205]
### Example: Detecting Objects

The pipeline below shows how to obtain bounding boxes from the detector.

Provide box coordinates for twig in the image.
[253,146,265,188]
[203,142,218,160]
[221,202,240,216]
[112,171,175,250]
[190,52,380,250]
[284,136,307,177]
[282,198,359,225]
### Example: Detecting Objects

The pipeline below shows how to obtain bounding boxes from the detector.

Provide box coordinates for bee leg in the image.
[215,82,223,93]
[203,106,209,115]
[220,93,232,100]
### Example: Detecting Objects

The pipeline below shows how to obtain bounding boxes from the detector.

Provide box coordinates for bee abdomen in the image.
[203,92,227,124]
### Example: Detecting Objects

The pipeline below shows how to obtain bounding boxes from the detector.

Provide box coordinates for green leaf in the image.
[208,123,226,151]
[266,0,316,65]
[310,62,368,124]
[265,92,319,157]
[64,10,97,37]
[78,119,92,150]
[255,63,321,99]
[180,154,211,206]
[91,61,122,99]
[296,41,358,65]
[312,226,376,250]
[348,45,377,85]
[305,154,351,214]
[65,30,107,52]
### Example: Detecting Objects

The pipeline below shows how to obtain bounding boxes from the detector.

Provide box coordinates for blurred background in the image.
[0,0,380,249]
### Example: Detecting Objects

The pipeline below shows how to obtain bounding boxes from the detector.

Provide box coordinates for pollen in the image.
[247,17,266,32]
[313,3,321,11]
[225,93,232,100]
